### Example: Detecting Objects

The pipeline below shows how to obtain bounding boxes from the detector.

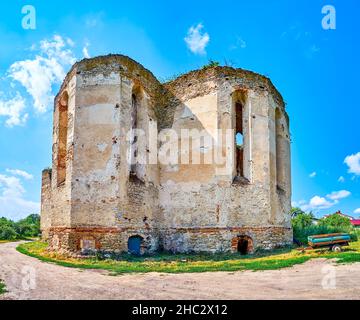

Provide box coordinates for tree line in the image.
[0,214,40,240]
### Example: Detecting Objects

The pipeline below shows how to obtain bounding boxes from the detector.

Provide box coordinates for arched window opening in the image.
[235,101,244,177]
[275,108,285,190]
[130,93,138,178]
[129,86,146,183]
[57,92,68,186]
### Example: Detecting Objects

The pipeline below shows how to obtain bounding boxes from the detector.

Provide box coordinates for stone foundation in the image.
[45,226,292,255]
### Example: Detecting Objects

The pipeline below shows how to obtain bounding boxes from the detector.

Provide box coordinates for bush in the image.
[319,214,352,228]
[292,211,314,229]
[0,225,18,240]
[291,211,357,245]
[0,214,40,240]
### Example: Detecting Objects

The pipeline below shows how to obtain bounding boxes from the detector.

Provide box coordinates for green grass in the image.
[16,241,360,275]
[0,280,6,295]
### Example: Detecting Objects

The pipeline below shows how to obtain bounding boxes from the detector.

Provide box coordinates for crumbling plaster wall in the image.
[46,56,162,252]
[40,74,77,236]
[158,67,292,252]
[41,56,292,254]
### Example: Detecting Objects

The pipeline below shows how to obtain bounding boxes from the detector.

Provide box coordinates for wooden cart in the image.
[308,233,351,252]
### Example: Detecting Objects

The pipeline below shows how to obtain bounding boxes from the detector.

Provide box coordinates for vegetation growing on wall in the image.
[201,60,220,70]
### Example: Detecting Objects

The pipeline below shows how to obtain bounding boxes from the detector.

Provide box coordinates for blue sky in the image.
[0,0,359,220]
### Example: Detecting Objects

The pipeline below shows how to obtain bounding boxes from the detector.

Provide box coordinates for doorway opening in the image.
[128,235,143,255]
[234,235,253,255]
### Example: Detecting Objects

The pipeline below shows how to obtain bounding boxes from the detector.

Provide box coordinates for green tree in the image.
[319,213,352,228]
[0,214,40,240]
[291,211,314,229]
[0,225,17,240]
[290,207,306,218]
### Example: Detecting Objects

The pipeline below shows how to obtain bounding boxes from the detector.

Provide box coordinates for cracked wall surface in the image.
[41,54,292,255]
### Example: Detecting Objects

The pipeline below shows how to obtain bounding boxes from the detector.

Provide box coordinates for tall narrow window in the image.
[57,92,68,186]
[275,108,285,190]
[130,92,139,179]
[235,101,244,177]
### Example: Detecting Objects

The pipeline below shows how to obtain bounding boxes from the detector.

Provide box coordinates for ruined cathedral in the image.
[41,54,292,255]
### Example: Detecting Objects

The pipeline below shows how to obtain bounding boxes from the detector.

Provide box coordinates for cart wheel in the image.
[332,245,342,252]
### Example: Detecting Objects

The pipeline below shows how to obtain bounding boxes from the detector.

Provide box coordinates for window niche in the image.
[232,89,248,182]
[129,85,145,183]
[275,108,287,192]
[57,92,69,186]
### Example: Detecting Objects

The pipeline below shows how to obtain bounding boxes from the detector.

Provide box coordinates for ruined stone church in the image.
[41,54,292,255]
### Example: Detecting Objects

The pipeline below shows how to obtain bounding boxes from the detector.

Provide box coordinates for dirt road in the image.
[1,242,359,300]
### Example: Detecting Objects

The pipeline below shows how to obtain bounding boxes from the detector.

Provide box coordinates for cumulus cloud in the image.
[309,171,317,178]
[326,190,351,201]
[0,93,28,127]
[8,35,76,114]
[305,196,335,211]
[345,152,360,176]
[6,169,33,180]
[298,189,351,212]
[0,173,39,220]
[338,176,345,183]
[184,23,210,55]
[354,208,360,214]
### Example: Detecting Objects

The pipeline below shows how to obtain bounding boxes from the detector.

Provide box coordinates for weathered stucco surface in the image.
[41,54,292,255]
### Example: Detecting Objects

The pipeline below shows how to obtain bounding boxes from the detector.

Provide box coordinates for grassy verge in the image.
[17,241,360,274]
[0,280,6,295]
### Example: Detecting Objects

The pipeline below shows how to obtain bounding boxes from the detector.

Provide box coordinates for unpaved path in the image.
[1,242,360,300]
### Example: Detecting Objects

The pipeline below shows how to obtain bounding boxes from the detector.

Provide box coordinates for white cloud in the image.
[82,41,91,59]
[0,93,28,127]
[66,37,75,47]
[338,176,345,183]
[309,196,335,209]
[0,174,25,198]
[354,208,360,214]
[345,152,360,176]
[8,35,76,114]
[299,189,351,212]
[326,190,351,200]
[0,173,39,221]
[184,23,210,55]
[309,171,317,178]
[6,169,33,180]
[292,200,306,208]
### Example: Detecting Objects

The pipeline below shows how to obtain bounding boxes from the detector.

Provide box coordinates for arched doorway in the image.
[128,235,143,255]
[232,235,253,255]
